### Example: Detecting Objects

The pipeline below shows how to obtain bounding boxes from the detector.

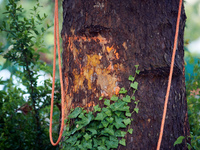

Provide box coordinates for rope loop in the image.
[49,0,65,146]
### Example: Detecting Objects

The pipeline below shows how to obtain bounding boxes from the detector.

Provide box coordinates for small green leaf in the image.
[114,116,126,129]
[122,95,131,102]
[99,96,103,100]
[86,128,97,135]
[130,82,138,90]
[134,100,139,105]
[131,96,135,100]
[135,65,139,69]
[104,108,112,116]
[83,139,92,149]
[95,112,106,121]
[123,118,131,125]
[134,107,139,113]
[101,120,109,128]
[110,100,128,112]
[128,75,135,82]
[121,131,127,137]
[102,125,114,135]
[84,133,91,141]
[115,111,122,117]
[94,104,101,112]
[119,87,127,94]
[174,136,185,146]
[110,95,118,101]
[114,130,127,137]
[105,139,118,149]
[104,99,110,106]
[125,112,131,117]
[76,112,93,128]
[119,138,126,146]
[136,69,140,74]
[68,107,82,119]
[106,117,114,123]
[128,128,133,134]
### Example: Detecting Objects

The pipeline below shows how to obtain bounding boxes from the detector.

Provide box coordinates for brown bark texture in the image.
[61,0,190,149]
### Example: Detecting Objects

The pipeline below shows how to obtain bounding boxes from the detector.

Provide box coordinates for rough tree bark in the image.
[61,0,190,149]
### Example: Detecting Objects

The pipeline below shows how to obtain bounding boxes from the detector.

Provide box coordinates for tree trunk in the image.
[61,0,190,149]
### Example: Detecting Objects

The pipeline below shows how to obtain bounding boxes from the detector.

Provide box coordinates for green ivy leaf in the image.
[68,107,82,119]
[82,139,92,149]
[125,112,132,117]
[123,118,131,125]
[99,96,103,100]
[136,69,140,74]
[134,107,139,113]
[115,130,125,137]
[101,120,109,128]
[135,65,139,69]
[130,82,138,90]
[174,136,185,146]
[110,100,129,112]
[86,128,97,135]
[95,112,106,121]
[76,112,93,129]
[114,116,126,129]
[128,128,133,134]
[65,135,77,145]
[115,111,122,117]
[105,139,118,149]
[128,75,135,82]
[119,138,126,146]
[106,117,114,123]
[121,131,127,137]
[131,96,135,100]
[84,133,91,141]
[93,138,101,148]
[102,108,112,116]
[122,95,131,102]
[94,104,101,112]
[110,95,118,101]
[74,140,80,146]
[119,87,127,94]
[104,99,110,106]
[102,125,114,135]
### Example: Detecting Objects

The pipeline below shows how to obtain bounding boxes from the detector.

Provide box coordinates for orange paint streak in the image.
[115,52,119,59]
[115,86,120,95]
[106,46,114,53]
[65,30,126,110]
[87,101,95,107]
[99,55,102,59]
[107,62,112,70]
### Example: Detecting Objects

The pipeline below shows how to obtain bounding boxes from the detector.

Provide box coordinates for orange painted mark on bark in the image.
[65,30,126,101]
[122,42,127,50]
[107,62,113,70]
[106,46,114,53]
[87,101,95,107]
[99,55,102,60]
[73,54,101,92]
[114,86,120,95]
[115,52,119,59]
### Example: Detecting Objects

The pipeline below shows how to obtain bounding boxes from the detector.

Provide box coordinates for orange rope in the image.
[49,0,65,146]
[156,0,182,149]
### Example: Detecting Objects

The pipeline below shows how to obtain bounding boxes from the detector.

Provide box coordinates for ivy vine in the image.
[61,65,140,150]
